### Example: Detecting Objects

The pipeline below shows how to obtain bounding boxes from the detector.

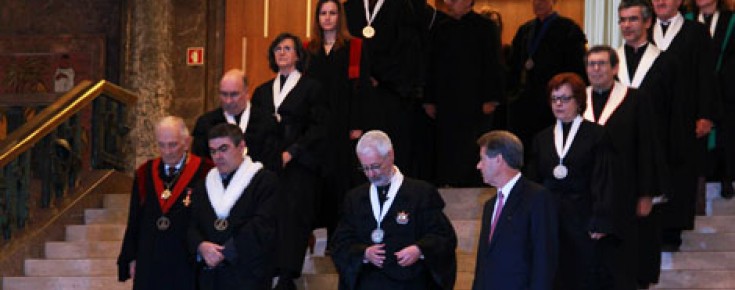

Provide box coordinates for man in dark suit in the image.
[187,123,279,290]
[191,69,274,163]
[472,130,557,290]
[330,130,457,290]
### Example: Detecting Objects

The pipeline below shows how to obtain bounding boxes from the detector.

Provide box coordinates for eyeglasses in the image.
[550,95,574,104]
[357,160,385,173]
[273,45,294,53]
[209,144,233,156]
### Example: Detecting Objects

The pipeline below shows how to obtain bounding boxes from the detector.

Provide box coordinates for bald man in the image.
[192,69,276,163]
[118,116,213,290]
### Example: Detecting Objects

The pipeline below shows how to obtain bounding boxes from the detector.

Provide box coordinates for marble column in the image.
[584,0,622,48]
[122,0,176,170]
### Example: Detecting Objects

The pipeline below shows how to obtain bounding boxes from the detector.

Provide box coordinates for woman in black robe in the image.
[304,0,364,243]
[527,73,616,290]
[250,33,327,290]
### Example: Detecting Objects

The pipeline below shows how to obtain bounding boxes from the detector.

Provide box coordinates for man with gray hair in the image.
[472,130,557,290]
[118,116,213,290]
[330,130,457,290]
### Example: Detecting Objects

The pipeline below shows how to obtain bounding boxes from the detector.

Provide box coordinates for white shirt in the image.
[492,172,522,224]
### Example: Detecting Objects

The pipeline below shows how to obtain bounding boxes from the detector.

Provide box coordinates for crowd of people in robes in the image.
[116,0,735,289]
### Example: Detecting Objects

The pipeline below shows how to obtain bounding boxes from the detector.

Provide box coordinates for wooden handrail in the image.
[0,80,138,168]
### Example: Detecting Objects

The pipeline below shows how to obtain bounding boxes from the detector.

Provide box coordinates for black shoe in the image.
[273,278,296,290]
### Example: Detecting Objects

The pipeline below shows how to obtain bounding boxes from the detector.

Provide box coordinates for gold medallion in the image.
[362,25,375,39]
[214,218,229,231]
[161,189,172,200]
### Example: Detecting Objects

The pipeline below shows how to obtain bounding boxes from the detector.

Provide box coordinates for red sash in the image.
[149,154,202,214]
[348,38,362,79]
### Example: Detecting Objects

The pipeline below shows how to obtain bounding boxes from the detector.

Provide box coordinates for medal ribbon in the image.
[527,12,558,59]
[152,154,202,214]
[363,0,386,28]
[553,115,582,166]
[369,166,404,229]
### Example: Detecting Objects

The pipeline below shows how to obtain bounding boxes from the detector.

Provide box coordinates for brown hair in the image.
[307,0,352,54]
[547,72,587,113]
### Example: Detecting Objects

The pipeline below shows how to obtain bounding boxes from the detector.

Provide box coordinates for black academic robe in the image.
[650,17,718,230]
[425,10,503,187]
[117,154,212,290]
[187,169,279,290]
[191,107,277,163]
[343,0,434,180]
[330,178,457,290]
[507,13,587,156]
[528,120,615,290]
[251,75,327,277]
[305,39,366,234]
[584,85,663,289]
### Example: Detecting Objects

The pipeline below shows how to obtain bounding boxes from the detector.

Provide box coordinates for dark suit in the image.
[472,176,558,290]
[187,169,279,290]
[330,177,457,290]
[191,107,276,163]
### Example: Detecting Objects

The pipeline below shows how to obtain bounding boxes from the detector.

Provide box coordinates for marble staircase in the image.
[1,194,131,290]
[654,183,735,290]
[2,184,733,290]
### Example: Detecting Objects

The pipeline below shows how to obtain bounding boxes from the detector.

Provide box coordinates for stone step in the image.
[45,241,121,259]
[439,188,494,220]
[711,198,735,216]
[661,252,735,270]
[84,208,128,224]
[103,194,130,209]
[1,276,131,290]
[66,224,126,241]
[655,270,735,289]
[24,259,117,276]
[681,233,735,252]
[297,273,338,290]
[451,220,482,253]
[694,216,735,233]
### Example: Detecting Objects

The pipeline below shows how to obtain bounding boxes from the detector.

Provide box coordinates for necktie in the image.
[489,191,504,243]
[661,21,670,35]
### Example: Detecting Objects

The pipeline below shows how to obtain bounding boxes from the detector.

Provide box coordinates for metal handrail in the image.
[0,80,138,168]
